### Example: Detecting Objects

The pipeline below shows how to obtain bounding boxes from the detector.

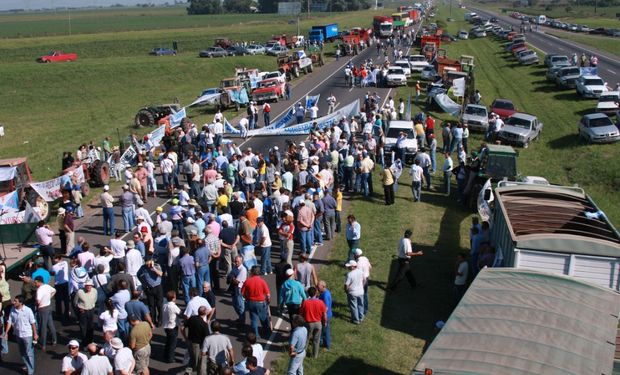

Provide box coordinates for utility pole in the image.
[450,0,452,17]
[307,0,310,19]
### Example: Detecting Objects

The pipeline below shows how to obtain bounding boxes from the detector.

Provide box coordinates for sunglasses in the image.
[69,346,78,349]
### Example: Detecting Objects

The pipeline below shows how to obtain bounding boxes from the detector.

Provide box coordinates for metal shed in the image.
[412,268,620,375]
[489,184,620,290]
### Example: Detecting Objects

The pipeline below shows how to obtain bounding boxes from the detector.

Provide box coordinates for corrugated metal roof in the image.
[413,268,620,375]
[495,185,620,246]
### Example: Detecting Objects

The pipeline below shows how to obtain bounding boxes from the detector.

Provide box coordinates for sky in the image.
[0,0,173,11]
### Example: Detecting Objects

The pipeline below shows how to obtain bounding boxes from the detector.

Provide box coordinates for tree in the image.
[223,0,253,12]
[258,0,278,13]
[187,0,222,14]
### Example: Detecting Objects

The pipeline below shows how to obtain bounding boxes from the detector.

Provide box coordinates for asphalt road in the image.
[2,24,422,374]
[466,6,620,84]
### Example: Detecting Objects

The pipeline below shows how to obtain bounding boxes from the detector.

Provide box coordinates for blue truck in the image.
[309,23,339,43]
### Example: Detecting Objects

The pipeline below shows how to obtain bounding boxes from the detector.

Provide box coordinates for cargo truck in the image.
[309,23,339,43]
[373,16,394,38]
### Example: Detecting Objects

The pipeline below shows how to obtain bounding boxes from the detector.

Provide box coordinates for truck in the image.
[309,23,339,43]
[373,16,393,38]
[409,9,421,23]
[251,78,285,103]
[271,34,305,48]
[435,49,461,75]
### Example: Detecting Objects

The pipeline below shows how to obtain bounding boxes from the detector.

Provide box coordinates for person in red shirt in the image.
[241,266,272,339]
[425,114,436,143]
[299,286,327,358]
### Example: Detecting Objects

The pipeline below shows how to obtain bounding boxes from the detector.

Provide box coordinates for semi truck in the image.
[373,16,394,38]
[309,23,339,43]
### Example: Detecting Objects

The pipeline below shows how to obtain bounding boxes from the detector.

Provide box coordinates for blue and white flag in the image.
[170,107,186,128]
[305,94,320,109]
[148,125,166,145]
[224,118,241,134]
[362,69,378,86]
[580,67,597,76]
[246,107,296,137]
[0,190,19,212]
[188,92,221,107]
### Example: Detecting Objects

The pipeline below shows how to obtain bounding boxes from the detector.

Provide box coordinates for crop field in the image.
[0,7,387,181]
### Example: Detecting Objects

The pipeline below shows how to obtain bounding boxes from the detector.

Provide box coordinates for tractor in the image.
[134,104,181,128]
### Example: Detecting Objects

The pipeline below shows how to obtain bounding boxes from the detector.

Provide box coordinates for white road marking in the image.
[607,69,617,75]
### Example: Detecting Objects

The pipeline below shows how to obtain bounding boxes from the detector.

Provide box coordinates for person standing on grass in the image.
[345,215,361,262]
[409,159,424,202]
[353,249,372,316]
[416,148,432,190]
[344,260,364,324]
[287,315,308,375]
[388,229,423,290]
[443,152,454,196]
[4,295,37,375]
[299,286,327,359]
[317,280,332,351]
[279,268,307,322]
[381,163,395,205]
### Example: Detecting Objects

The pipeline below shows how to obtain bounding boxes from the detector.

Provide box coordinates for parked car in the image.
[266,45,290,56]
[226,46,246,56]
[578,113,620,143]
[383,121,418,164]
[458,30,469,39]
[473,29,487,38]
[498,113,543,148]
[421,65,440,81]
[555,66,581,89]
[245,44,266,55]
[596,91,620,115]
[37,50,78,63]
[385,66,408,87]
[408,55,430,71]
[517,49,539,65]
[393,60,412,77]
[544,54,570,68]
[490,98,517,119]
[150,47,176,56]
[460,104,489,132]
[575,75,608,98]
[589,27,607,35]
[199,47,227,58]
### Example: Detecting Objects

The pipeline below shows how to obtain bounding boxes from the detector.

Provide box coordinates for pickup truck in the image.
[37,51,78,63]
[251,78,285,103]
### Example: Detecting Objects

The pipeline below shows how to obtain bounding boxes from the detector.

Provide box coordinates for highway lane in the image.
[466,5,620,83]
[2,25,422,374]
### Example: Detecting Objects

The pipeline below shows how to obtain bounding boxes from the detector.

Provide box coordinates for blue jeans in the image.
[360,173,370,197]
[321,318,331,349]
[197,266,210,294]
[102,207,115,236]
[287,350,306,375]
[347,293,364,323]
[17,336,35,375]
[450,137,462,153]
[411,181,421,202]
[422,166,431,189]
[233,289,245,323]
[117,318,129,343]
[363,283,369,315]
[122,206,134,232]
[264,112,270,127]
[430,149,436,172]
[300,230,312,254]
[182,275,196,304]
[444,171,452,196]
[313,219,323,245]
[246,300,271,339]
[259,246,272,274]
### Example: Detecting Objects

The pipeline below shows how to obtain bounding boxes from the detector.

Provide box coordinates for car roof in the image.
[509,112,537,121]
[581,75,603,79]
[388,120,414,129]
[394,60,409,64]
[492,98,513,104]
[583,113,611,119]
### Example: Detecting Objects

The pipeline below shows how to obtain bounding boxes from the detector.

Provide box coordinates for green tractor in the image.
[134,103,181,128]
[462,144,518,210]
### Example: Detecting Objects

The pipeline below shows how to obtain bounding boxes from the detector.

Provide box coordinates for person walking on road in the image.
[228,256,247,327]
[326,93,336,114]
[262,102,271,128]
[73,279,97,346]
[388,229,423,290]
[34,276,57,350]
[4,295,38,375]
[241,266,272,339]
[100,185,115,236]
[318,280,332,350]
[287,315,308,375]
[299,286,327,359]
[279,268,307,322]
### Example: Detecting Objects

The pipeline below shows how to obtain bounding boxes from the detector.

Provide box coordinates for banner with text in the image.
[30,166,85,202]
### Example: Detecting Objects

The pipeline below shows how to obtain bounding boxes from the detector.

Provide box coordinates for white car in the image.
[393,60,412,77]
[517,50,539,65]
[383,120,418,164]
[262,71,286,83]
[407,54,430,71]
[473,29,487,38]
[245,44,266,55]
[266,45,289,56]
[596,91,620,114]
[386,66,407,87]
[575,75,608,98]
[457,30,469,39]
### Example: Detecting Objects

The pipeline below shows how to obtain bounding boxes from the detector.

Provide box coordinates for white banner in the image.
[434,93,461,117]
[245,107,296,137]
[0,203,41,225]
[148,125,166,146]
[0,191,19,212]
[170,107,186,127]
[189,92,221,107]
[452,77,466,97]
[29,167,85,202]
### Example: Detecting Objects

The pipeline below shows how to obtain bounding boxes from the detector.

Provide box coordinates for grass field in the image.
[0,7,387,181]
[545,30,620,56]
[269,5,620,374]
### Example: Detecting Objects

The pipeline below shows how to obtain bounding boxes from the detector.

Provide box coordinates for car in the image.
[383,121,418,164]
[393,60,412,77]
[578,113,620,143]
[517,49,539,65]
[225,46,246,56]
[37,50,78,63]
[149,47,176,56]
[575,75,608,98]
[262,71,286,83]
[577,25,591,33]
[420,65,440,81]
[544,54,570,68]
[596,91,620,115]
[498,113,543,148]
[490,98,517,119]
[555,66,581,89]
[385,66,408,87]
[457,30,469,39]
[251,78,285,103]
[460,104,489,132]
[199,46,227,58]
[589,27,607,35]
[407,55,430,71]
[266,45,290,56]
[245,44,266,55]
[546,65,566,81]
[473,29,487,38]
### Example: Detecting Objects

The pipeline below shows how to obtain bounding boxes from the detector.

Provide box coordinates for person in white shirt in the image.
[353,249,372,316]
[398,98,405,120]
[409,159,424,202]
[99,299,120,334]
[108,232,127,274]
[61,340,88,375]
[309,103,319,120]
[34,276,57,349]
[162,291,182,363]
[184,288,212,320]
[326,93,336,114]
[51,255,71,319]
[255,217,273,275]
[81,343,113,375]
[124,240,143,289]
[344,260,365,324]
[443,152,454,196]
[110,338,135,375]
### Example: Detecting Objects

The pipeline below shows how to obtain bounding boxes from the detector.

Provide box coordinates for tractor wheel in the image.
[26,189,50,221]
[90,160,110,187]
[308,64,314,73]
[135,109,155,127]
[293,66,300,78]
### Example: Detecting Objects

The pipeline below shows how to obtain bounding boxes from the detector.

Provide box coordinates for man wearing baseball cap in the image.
[100,185,115,236]
[353,249,372,316]
[278,268,307,322]
[120,184,135,233]
[344,260,364,324]
[61,340,87,375]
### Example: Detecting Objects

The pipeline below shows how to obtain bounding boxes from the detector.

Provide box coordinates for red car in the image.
[251,79,285,103]
[38,51,78,63]
[490,99,517,119]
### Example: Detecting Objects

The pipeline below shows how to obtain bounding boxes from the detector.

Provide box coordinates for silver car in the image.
[461,104,489,132]
[517,49,539,65]
[578,113,620,143]
[498,113,543,148]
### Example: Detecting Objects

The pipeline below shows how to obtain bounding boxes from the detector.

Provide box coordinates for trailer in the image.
[434,49,461,75]
[308,23,339,43]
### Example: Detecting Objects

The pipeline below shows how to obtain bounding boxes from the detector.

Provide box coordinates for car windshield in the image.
[264,73,280,79]
[552,56,569,63]
[410,56,425,62]
[465,106,487,116]
[506,117,531,129]
[386,127,413,138]
[493,100,514,110]
[599,95,619,102]
[396,62,409,68]
[561,68,580,76]
[588,117,614,127]
[585,78,605,86]
[389,68,405,75]
[485,154,517,179]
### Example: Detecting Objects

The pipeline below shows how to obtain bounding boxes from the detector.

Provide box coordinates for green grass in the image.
[545,30,620,56]
[0,7,388,181]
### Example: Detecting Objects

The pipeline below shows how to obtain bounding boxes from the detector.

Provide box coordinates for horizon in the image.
[0,0,175,12]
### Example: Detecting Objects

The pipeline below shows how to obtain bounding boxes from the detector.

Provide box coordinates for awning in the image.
[0,166,17,182]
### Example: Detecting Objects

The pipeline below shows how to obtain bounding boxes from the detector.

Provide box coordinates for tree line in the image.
[187,0,370,14]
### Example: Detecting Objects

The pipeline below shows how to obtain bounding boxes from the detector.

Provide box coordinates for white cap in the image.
[354,248,363,256]
[110,337,123,350]
[299,142,305,147]
[286,268,295,276]
[67,339,80,348]
[345,260,357,268]
[103,185,109,191]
